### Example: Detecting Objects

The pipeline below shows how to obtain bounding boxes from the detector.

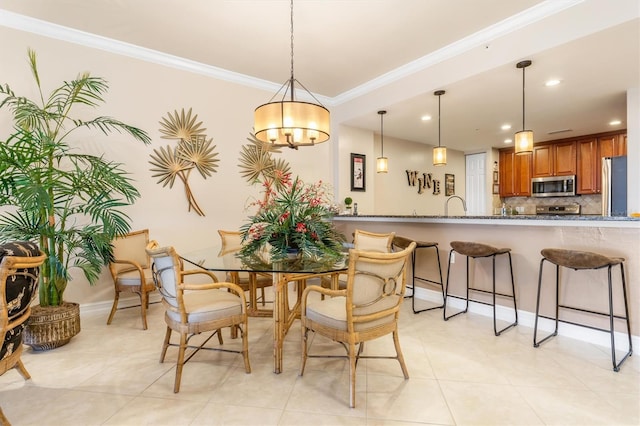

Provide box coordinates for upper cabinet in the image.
[501,130,626,198]
[599,134,627,158]
[576,133,627,194]
[532,141,576,177]
[499,149,531,197]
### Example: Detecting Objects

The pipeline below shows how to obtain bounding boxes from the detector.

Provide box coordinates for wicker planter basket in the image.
[23,302,81,351]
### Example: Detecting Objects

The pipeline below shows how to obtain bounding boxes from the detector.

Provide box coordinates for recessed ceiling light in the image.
[504,138,512,144]
[545,79,561,87]
[609,119,622,126]
[501,124,511,130]
[421,115,432,121]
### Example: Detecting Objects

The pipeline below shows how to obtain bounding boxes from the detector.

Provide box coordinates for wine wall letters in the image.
[406,170,441,195]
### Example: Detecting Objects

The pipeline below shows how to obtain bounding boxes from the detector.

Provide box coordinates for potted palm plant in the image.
[0,49,151,350]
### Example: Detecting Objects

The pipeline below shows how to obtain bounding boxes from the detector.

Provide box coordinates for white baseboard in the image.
[412,287,638,351]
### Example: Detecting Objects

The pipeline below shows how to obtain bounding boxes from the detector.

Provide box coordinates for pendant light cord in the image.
[289,0,295,101]
[380,112,384,155]
[522,65,526,131]
[438,94,441,147]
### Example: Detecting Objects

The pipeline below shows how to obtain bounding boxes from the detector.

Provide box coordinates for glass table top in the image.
[181,244,349,275]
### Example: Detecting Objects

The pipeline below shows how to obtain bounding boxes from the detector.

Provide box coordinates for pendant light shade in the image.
[376,110,388,173]
[253,0,330,149]
[515,60,533,154]
[433,90,447,166]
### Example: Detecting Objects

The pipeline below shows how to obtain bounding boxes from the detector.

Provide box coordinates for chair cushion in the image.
[305,295,399,332]
[165,289,243,323]
[116,268,154,287]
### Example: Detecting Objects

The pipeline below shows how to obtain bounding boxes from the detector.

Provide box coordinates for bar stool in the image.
[443,241,517,336]
[393,236,444,313]
[533,248,632,372]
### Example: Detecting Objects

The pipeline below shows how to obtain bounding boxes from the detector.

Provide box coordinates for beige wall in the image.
[336,125,468,216]
[0,27,334,306]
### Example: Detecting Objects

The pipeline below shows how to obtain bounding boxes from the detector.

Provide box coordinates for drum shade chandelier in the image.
[376,110,388,173]
[253,0,330,149]
[433,90,447,166]
[515,60,533,154]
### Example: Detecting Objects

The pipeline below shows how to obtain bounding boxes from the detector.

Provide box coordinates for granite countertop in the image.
[334,214,640,222]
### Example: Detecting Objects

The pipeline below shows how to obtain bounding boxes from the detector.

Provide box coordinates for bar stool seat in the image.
[393,236,444,313]
[533,248,632,371]
[443,241,518,336]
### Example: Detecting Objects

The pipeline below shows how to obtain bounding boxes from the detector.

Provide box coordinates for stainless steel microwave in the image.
[531,175,576,197]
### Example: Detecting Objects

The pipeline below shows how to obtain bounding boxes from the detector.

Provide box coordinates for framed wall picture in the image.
[493,171,499,183]
[350,153,366,191]
[493,183,500,194]
[445,173,455,196]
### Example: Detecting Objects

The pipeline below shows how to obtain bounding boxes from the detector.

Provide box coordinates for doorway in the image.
[465,153,487,215]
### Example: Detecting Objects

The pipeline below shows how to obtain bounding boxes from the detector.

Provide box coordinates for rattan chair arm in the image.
[302,284,346,303]
[180,269,219,282]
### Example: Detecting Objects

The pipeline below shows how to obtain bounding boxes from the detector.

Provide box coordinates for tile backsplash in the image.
[501,194,601,215]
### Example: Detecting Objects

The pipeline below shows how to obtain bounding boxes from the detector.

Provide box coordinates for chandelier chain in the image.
[290,0,295,84]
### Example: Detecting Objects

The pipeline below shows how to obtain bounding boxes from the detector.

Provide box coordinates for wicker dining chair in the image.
[145,241,251,393]
[217,230,272,312]
[320,229,396,295]
[300,241,416,408]
[107,229,156,329]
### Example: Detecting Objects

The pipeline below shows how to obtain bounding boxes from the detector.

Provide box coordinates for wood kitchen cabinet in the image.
[576,137,599,194]
[499,149,531,197]
[599,134,627,158]
[532,141,576,177]
[576,133,627,194]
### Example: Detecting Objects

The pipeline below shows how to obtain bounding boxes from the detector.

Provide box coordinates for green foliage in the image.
[344,197,353,205]
[0,49,151,306]
[239,174,345,262]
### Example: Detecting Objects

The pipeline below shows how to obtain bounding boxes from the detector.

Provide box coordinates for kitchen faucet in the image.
[445,195,467,217]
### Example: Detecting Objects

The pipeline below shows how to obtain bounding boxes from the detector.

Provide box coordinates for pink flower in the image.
[295,222,307,233]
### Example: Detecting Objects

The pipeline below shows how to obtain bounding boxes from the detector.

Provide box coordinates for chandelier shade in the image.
[254,99,330,148]
[376,110,388,173]
[253,0,330,149]
[515,60,533,154]
[433,90,447,166]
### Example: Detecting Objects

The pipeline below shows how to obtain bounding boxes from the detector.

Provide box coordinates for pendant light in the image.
[514,60,533,154]
[433,90,447,166]
[253,0,330,149]
[376,110,388,173]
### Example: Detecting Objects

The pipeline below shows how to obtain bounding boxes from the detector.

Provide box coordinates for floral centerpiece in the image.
[240,172,345,262]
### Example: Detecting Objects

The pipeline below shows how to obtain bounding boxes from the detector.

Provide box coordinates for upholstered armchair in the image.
[218,230,272,313]
[300,241,416,407]
[145,241,251,393]
[1,241,46,424]
[107,229,156,329]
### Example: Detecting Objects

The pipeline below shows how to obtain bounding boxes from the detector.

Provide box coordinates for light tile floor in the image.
[1,289,638,426]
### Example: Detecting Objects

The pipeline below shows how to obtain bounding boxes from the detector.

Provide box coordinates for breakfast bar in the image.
[333,215,640,340]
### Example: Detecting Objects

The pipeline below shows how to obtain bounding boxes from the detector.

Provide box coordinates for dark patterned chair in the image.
[0,241,45,373]
[0,242,46,424]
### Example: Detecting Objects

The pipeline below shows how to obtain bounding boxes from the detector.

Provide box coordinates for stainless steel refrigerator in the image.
[602,156,627,216]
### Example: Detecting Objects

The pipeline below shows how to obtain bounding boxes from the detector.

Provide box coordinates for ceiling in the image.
[1,0,638,153]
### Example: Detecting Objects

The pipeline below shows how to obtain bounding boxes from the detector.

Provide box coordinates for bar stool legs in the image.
[533,248,633,372]
[411,243,444,313]
[443,241,518,336]
[392,236,444,313]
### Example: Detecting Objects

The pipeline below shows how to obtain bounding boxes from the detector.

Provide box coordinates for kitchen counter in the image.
[333,214,639,341]
[333,214,640,228]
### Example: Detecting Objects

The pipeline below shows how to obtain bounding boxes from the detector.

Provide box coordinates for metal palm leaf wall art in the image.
[238,132,291,191]
[150,108,219,216]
